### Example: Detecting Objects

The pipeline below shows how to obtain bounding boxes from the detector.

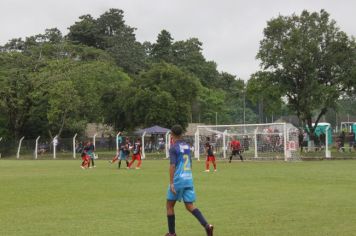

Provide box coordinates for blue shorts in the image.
[167,186,196,202]
[120,155,128,160]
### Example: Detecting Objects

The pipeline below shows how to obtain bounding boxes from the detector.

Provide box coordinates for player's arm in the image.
[169,147,177,194]
[169,164,176,194]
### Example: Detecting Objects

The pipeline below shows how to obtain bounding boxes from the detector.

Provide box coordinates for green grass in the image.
[1,159,356,236]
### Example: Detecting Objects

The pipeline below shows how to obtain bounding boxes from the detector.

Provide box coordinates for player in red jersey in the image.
[205,137,217,172]
[80,141,91,169]
[229,137,243,162]
[128,138,142,169]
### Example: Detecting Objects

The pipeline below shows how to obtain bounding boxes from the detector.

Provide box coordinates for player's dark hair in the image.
[171,124,183,136]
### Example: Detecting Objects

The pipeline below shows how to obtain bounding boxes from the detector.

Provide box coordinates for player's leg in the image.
[166,200,177,235]
[184,202,214,236]
[187,204,214,236]
[183,188,213,236]
[85,155,90,168]
[166,185,179,235]
[84,156,90,168]
[205,156,210,172]
[238,150,243,161]
[229,152,233,163]
[81,160,86,169]
[118,160,121,169]
[136,154,142,169]
[81,155,86,168]
[212,156,217,171]
[110,155,118,164]
[128,155,135,168]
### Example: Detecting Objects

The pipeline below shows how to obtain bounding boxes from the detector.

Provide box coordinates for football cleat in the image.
[205,224,214,236]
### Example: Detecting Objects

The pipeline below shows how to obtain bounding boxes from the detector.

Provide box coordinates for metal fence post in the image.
[53,135,58,159]
[254,128,258,159]
[73,133,77,159]
[194,129,200,161]
[165,131,171,159]
[0,137,2,158]
[35,136,40,159]
[223,130,227,159]
[17,136,25,159]
[325,126,331,158]
[93,133,97,149]
[141,131,146,159]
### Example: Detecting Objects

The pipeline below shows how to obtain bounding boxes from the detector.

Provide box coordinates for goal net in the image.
[194,123,300,161]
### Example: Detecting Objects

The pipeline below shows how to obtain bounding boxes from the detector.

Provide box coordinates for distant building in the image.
[85,123,114,138]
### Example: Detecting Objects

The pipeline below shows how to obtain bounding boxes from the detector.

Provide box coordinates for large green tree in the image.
[257,10,355,136]
[150,30,174,63]
[0,53,36,139]
[246,71,285,122]
[33,59,130,138]
[67,9,147,75]
[128,62,201,129]
[0,29,130,138]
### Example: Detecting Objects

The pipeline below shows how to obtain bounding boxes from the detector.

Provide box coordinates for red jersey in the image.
[230,140,241,150]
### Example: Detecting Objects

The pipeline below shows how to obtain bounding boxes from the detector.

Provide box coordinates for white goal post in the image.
[194,123,300,161]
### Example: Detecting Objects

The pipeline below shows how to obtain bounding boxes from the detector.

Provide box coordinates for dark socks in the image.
[126,161,129,167]
[192,208,208,227]
[229,156,232,162]
[167,214,175,234]
[118,160,121,168]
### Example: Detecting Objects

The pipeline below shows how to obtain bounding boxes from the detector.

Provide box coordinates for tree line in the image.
[0,9,355,140]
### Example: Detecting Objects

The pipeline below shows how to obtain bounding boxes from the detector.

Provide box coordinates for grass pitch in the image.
[1,159,356,236]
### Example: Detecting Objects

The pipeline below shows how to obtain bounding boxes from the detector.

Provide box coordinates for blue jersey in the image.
[169,140,193,189]
[117,136,123,145]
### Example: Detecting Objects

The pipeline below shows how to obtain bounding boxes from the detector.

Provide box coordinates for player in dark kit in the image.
[165,125,214,236]
[128,138,142,169]
[118,141,130,169]
[205,137,217,172]
[229,137,243,162]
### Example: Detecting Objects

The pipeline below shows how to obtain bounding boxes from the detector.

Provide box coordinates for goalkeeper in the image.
[229,137,243,162]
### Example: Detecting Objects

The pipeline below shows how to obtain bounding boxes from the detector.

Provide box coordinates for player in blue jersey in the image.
[165,125,214,236]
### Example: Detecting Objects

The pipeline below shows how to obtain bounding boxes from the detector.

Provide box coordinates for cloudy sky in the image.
[0,0,355,80]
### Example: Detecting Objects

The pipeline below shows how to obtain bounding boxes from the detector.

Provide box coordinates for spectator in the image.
[339,131,346,152]
[108,134,114,150]
[99,134,106,148]
[319,132,326,147]
[349,131,355,152]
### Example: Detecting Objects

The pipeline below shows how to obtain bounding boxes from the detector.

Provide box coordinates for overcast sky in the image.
[0,0,355,80]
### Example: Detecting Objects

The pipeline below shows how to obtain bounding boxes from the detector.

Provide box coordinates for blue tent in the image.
[352,123,356,141]
[134,125,170,135]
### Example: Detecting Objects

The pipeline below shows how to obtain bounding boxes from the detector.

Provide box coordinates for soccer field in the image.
[1,159,356,236]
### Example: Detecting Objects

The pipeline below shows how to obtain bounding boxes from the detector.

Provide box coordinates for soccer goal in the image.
[194,123,300,161]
